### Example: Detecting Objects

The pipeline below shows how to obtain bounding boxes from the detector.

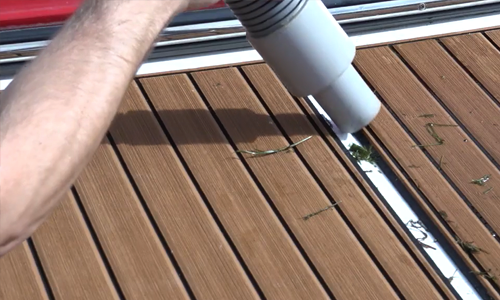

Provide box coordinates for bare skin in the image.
[0,0,218,257]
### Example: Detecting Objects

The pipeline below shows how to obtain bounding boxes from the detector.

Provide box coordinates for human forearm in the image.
[0,0,184,255]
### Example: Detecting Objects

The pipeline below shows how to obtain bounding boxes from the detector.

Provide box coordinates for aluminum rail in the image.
[0,0,498,64]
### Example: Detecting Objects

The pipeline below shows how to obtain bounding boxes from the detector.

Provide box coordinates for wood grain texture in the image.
[441,33,500,105]
[355,46,500,238]
[394,39,500,166]
[140,74,330,300]
[486,29,500,48]
[74,139,190,300]
[366,106,500,294]
[242,63,448,300]
[192,67,399,300]
[0,242,48,300]
[108,82,260,300]
[31,192,119,300]
[295,96,458,300]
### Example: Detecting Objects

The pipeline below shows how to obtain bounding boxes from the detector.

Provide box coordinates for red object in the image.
[0,0,227,29]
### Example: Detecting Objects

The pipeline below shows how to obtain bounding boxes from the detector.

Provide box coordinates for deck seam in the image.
[351,131,461,300]
[361,126,499,298]
[236,66,407,299]
[292,94,455,299]
[297,94,460,299]
[69,187,127,300]
[183,71,339,300]
[27,238,56,300]
[352,64,500,294]
[352,63,500,242]
[134,79,268,300]
[352,61,489,234]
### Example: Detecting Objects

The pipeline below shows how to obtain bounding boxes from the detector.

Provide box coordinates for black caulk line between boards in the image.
[389,44,500,171]
[133,79,267,300]
[184,71,336,300]
[26,238,56,300]
[436,38,500,110]
[481,31,500,63]
[236,66,406,300]
[294,92,457,300]
[70,187,127,300]
[105,133,198,300]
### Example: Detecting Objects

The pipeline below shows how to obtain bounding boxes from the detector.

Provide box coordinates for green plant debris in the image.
[471,175,491,186]
[439,155,445,170]
[447,269,458,283]
[349,144,376,165]
[438,210,455,224]
[303,202,341,221]
[418,114,435,118]
[483,187,493,194]
[456,237,488,254]
[237,136,312,157]
[471,269,497,282]
[412,123,458,148]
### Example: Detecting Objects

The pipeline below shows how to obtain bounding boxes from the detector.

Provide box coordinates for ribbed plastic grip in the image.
[225,0,307,37]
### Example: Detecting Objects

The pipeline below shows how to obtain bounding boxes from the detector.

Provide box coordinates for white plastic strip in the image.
[0,79,12,90]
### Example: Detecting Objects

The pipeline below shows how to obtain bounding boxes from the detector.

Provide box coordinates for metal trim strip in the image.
[0,0,498,65]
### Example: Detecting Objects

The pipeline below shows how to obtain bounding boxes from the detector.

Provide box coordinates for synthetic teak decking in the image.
[2,29,499,300]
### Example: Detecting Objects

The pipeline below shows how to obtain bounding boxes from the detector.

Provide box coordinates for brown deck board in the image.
[441,33,500,105]
[31,192,119,300]
[74,140,190,300]
[192,67,399,300]
[242,63,449,300]
[486,29,500,47]
[109,82,260,300]
[394,39,500,167]
[0,243,48,300]
[355,46,500,237]
[6,28,500,299]
[139,74,330,300]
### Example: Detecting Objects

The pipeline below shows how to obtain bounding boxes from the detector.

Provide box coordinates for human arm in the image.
[0,0,217,256]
